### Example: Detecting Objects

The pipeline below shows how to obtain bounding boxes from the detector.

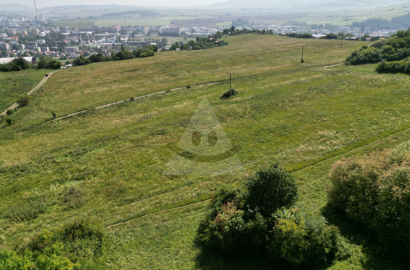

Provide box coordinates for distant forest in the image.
[352,13,410,31]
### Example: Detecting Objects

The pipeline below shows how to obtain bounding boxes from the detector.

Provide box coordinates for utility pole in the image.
[227,72,234,94]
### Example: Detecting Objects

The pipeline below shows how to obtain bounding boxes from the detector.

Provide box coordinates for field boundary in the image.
[0,72,55,116]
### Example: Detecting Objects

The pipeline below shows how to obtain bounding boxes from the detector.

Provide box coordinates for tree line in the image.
[72,45,158,66]
[0,55,61,72]
[345,30,410,74]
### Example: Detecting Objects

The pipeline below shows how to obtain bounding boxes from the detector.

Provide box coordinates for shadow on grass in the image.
[194,248,329,270]
[322,204,409,270]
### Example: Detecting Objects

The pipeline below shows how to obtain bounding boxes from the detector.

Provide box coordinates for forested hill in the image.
[352,13,410,31]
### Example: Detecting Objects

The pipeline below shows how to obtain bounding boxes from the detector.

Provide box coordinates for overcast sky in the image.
[5,0,225,8]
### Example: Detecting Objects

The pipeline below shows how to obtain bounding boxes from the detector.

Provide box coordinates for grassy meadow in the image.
[1,34,410,269]
[17,35,364,120]
[0,69,53,112]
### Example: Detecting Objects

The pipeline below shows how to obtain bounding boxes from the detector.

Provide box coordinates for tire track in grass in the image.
[0,72,55,116]
[105,125,410,229]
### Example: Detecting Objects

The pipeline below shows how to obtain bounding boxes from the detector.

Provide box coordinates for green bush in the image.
[328,144,410,259]
[244,163,297,217]
[328,154,385,224]
[220,89,238,99]
[267,208,340,266]
[196,164,339,266]
[60,219,104,258]
[36,56,62,70]
[49,60,62,69]
[73,55,91,66]
[17,95,30,107]
[133,46,155,58]
[114,50,134,60]
[0,250,35,270]
[376,60,410,74]
[0,220,105,269]
[139,50,154,57]
[345,47,382,65]
[373,167,410,258]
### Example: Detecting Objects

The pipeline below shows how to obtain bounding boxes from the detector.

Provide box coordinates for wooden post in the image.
[227,72,234,94]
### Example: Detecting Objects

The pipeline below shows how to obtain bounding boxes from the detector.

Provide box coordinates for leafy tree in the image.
[37,55,52,69]
[73,55,91,66]
[267,208,340,267]
[114,49,134,60]
[328,144,410,259]
[324,33,338,39]
[49,60,62,69]
[169,42,180,50]
[245,164,297,217]
[13,57,31,70]
[195,164,340,267]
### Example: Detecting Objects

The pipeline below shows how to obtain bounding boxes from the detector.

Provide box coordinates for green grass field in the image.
[1,34,409,269]
[0,69,53,113]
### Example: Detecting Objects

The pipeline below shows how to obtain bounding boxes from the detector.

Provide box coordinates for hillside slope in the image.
[1,35,409,269]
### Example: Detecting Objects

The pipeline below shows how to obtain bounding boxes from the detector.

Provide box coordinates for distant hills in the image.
[352,13,410,30]
[0,4,35,15]
[210,0,407,11]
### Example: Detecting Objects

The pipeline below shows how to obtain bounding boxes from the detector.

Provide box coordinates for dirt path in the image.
[54,80,222,121]
[55,63,347,121]
[0,72,55,117]
[323,63,344,68]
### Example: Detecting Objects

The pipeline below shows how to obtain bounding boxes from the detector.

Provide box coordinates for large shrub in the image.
[17,95,30,107]
[73,55,91,66]
[196,164,340,266]
[245,163,297,217]
[0,220,105,269]
[345,47,382,65]
[373,167,410,258]
[267,208,340,267]
[328,143,410,259]
[376,60,410,74]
